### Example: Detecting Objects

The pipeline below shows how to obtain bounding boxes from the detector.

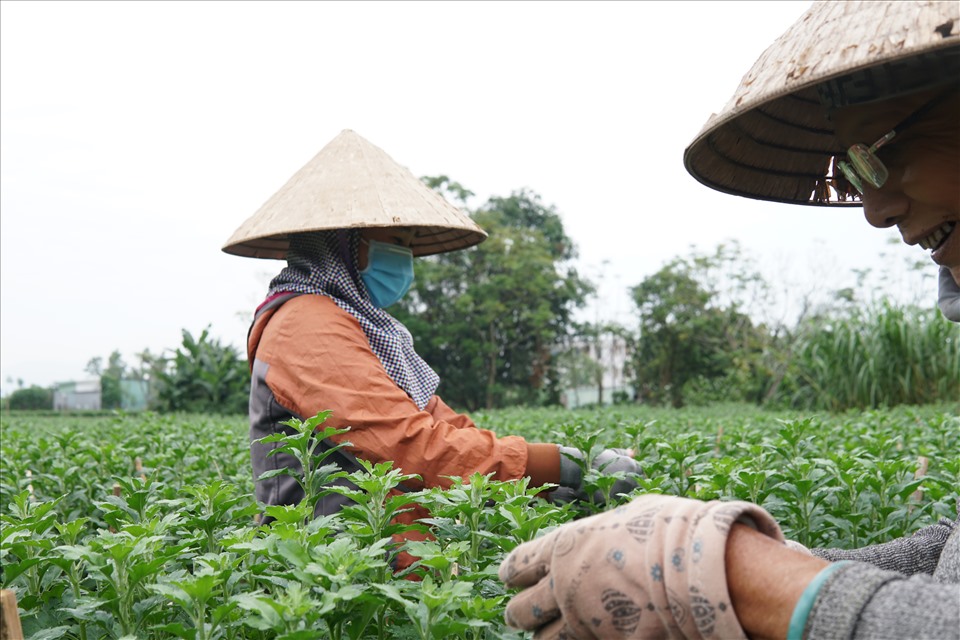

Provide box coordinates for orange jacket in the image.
[247,294,560,502]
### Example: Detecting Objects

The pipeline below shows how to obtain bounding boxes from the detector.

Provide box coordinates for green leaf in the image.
[27,627,74,640]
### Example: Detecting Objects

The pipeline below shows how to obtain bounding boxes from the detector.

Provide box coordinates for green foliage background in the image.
[6,386,54,411]
[23,182,957,416]
[625,243,960,410]
[150,329,249,415]
[392,186,592,411]
[2,404,957,639]
[390,181,959,413]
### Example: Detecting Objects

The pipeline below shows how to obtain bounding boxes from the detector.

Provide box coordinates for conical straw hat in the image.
[223,130,488,259]
[683,1,959,207]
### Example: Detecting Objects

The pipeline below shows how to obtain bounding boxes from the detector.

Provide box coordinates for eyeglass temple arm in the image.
[871,87,958,152]
[868,130,896,153]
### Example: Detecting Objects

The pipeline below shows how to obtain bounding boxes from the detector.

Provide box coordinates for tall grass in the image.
[787,302,960,411]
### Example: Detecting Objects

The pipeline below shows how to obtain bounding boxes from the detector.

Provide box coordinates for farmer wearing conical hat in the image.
[498,2,959,638]
[224,130,640,569]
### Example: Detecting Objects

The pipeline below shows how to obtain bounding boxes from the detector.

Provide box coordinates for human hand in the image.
[555,446,642,504]
[783,539,813,555]
[498,494,785,639]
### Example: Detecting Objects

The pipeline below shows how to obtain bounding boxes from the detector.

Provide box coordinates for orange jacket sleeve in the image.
[252,295,560,490]
[424,395,476,429]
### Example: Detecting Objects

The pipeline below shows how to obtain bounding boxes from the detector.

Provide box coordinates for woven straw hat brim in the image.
[223,130,488,259]
[683,1,960,206]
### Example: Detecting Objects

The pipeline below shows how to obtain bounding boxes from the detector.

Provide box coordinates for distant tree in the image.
[101,350,127,409]
[421,175,475,207]
[84,350,129,409]
[152,328,249,414]
[9,386,53,411]
[627,244,773,408]
[132,349,162,407]
[84,357,103,377]
[393,185,592,410]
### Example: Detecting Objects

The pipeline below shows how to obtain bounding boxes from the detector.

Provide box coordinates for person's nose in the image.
[860,181,909,229]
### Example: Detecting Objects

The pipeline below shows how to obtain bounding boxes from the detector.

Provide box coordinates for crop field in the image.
[1,404,958,639]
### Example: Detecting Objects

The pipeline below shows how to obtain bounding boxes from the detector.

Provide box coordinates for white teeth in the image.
[919,222,956,251]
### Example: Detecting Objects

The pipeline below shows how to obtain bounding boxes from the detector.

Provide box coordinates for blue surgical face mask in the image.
[360,239,415,308]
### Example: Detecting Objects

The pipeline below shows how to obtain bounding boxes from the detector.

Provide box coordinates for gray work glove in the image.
[555,446,642,504]
[938,267,960,322]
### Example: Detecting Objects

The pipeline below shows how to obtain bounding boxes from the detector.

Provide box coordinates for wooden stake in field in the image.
[0,589,24,640]
[910,456,929,511]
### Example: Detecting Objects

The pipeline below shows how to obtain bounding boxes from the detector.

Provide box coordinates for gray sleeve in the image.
[810,518,956,575]
[938,266,960,322]
[804,562,960,640]
[557,445,584,489]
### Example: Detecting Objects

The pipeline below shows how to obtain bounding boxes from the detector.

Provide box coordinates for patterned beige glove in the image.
[498,494,785,639]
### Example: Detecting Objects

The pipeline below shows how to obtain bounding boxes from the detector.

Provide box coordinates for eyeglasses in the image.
[837,89,956,195]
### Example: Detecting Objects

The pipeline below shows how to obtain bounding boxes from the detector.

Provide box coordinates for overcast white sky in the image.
[1,1,937,395]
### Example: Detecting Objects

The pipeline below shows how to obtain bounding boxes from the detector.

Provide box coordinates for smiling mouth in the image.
[918,222,956,251]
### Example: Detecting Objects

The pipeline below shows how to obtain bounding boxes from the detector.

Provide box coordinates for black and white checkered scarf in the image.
[266,231,439,409]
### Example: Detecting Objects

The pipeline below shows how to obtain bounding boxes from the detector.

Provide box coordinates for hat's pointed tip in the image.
[223,129,487,258]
